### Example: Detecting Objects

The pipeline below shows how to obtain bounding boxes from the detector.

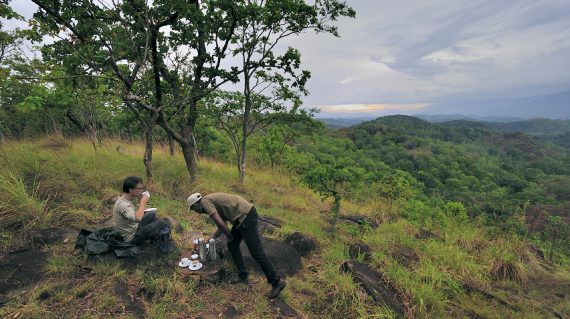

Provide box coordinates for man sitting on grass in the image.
[187,192,286,299]
[113,176,170,252]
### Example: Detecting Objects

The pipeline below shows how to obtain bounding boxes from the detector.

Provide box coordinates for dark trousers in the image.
[130,212,168,245]
[227,207,279,285]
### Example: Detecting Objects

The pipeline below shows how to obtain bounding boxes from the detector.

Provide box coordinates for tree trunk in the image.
[168,134,175,156]
[240,71,252,185]
[143,126,154,181]
[88,127,100,151]
[180,139,198,183]
[330,193,341,233]
[0,129,5,145]
[47,108,62,137]
[239,139,247,184]
[89,135,98,152]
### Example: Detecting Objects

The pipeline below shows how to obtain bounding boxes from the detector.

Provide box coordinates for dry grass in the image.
[490,258,528,284]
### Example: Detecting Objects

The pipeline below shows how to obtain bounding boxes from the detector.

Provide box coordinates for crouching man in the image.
[187,192,286,299]
[113,176,170,252]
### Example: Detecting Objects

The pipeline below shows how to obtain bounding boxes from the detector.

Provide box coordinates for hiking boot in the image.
[268,279,286,299]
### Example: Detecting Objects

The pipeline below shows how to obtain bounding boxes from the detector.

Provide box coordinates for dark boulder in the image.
[390,245,419,268]
[216,237,302,276]
[198,260,227,284]
[271,298,302,318]
[162,215,183,233]
[284,232,317,257]
[348,242,372,262]
[339,215,379,228]
[340,260,407,318]
[257,216,284,235]
[221,305,240,318]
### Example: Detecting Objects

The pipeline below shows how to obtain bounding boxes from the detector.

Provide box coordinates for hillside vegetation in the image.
[0,137,569,318]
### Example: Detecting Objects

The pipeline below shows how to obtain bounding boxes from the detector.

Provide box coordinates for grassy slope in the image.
[0,138,568,318]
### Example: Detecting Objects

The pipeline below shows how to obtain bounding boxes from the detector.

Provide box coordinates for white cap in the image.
[187,193,203,208]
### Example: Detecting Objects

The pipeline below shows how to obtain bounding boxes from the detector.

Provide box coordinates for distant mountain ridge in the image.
[483,118,570,136]
[421,90,570,119]
[342,115,570,150]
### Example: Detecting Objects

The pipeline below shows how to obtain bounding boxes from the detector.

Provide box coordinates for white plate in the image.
[178,261,190,267]
[189,263,203,271]
[191,254,199,260]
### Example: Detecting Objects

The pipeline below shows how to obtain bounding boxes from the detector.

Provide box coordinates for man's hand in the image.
[210,212,232,242]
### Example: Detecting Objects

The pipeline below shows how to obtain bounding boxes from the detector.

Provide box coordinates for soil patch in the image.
[0,249,49,296]
[30,227,78,246]
[113,281,146,319]
[415,228,442,241]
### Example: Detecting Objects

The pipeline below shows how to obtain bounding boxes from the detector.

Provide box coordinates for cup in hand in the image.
[144,207,157,214]
[141,191,150,198]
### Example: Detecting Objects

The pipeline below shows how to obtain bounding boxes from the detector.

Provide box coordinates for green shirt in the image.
[113,196,139,242]
[200,193,253,226]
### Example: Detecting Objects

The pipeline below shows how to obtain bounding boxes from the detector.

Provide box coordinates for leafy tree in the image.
[30,0,354,183]
[301,162,364,232]
[377,170,414,207]
[255,125,292,168]
[204,90,317,175]
[227,0,354,184]
[203,90,282,173]
[0,0,25,143]
[543,216,570,261]
[30,0,241,181]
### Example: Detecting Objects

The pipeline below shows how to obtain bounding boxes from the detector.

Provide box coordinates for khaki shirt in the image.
[113,196,139,242]
[200,193,253,226]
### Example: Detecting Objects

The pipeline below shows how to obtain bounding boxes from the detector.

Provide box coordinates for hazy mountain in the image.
[317,117,375,128]
[422,90,570,119]
[415,114,524,123]
[483,118,570,136]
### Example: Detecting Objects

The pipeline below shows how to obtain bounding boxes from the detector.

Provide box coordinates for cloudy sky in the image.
[284,0,570,117]
[5,0,570,117]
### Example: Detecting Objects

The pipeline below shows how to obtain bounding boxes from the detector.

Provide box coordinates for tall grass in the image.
[0,172,55,229]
